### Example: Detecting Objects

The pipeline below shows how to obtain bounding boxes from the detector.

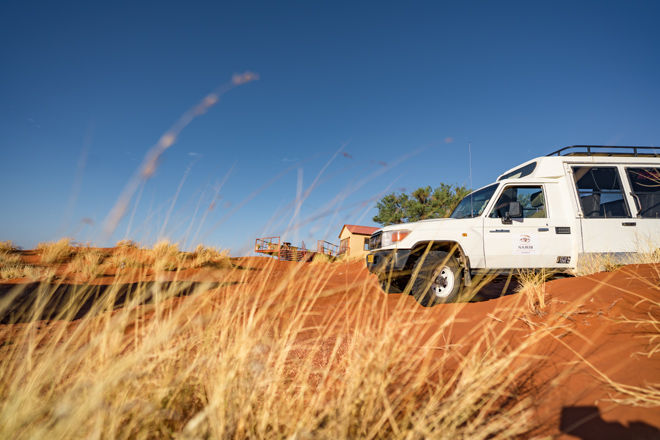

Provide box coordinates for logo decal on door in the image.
[514,234,538,255]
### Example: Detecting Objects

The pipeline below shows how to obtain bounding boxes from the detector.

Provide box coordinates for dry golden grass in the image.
[0,251,51,281]
[310,252,334,265]
[37,238,73,265]
[514,269,554,315]
[335,252,367,264]
[0,241,20,254]
[110,251,146,269]
[190,244,230,269]
[573,237,660,277]
[0,254,550,439]
[116,239,141,249]
[0,265,25,280]
[0,264,55,281]
[149,240,179,272]
[0,253,22,268]
[68,249,107,279]
[572,253,620,277]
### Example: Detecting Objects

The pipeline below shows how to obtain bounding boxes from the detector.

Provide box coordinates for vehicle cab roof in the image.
[496,145,660,182]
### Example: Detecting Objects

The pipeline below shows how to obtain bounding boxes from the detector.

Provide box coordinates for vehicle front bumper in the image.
[365,249,412,275]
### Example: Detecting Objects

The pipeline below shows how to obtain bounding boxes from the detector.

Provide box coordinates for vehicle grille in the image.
[369,232,382,250]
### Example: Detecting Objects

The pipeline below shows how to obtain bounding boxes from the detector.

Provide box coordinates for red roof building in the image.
[338,224,379,256]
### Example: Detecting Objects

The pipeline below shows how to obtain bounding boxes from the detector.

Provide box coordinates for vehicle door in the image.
[624,166,660,250]
[571,165,638,253]
[483,185,558,269]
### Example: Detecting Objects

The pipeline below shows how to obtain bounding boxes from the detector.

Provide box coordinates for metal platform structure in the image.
[254,237,309,262]
[255,237,342,262]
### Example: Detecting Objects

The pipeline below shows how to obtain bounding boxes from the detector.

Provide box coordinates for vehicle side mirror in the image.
[509,201,522,218]
[502,201,522,224]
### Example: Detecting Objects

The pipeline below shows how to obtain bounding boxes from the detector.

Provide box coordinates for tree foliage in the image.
[372,184,470,226]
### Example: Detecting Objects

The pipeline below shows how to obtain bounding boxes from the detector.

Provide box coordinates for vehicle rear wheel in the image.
[410,251,463,306]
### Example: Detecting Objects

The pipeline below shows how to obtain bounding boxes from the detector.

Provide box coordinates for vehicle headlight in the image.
[381,229,411,247]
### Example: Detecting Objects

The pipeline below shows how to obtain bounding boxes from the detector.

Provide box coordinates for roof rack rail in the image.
[547,145,660,157]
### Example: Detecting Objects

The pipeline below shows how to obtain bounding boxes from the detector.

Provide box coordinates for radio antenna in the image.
[469,141,473,190]
[469,141,474,217]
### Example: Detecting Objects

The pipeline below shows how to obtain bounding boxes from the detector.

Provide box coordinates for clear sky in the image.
[1,1,659,255]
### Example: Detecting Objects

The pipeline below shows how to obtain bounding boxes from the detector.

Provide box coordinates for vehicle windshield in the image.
[449,183,499,219]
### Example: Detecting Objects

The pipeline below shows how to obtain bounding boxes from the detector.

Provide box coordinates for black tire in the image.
[410,251,463,306]
[379,278,403,294]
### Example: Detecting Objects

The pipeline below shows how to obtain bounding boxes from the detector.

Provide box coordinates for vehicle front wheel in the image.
[410,251,463,306]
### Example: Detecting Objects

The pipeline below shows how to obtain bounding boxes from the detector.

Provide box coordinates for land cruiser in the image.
[366,145,660,306]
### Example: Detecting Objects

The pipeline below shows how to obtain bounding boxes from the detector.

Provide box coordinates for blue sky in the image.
[1,1,659,255]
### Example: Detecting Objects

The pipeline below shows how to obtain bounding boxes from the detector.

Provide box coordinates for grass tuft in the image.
[190,244,230,268]
[515,269,554,315]
[116,239,141,249]
[37,238,73,264]
[150,241,179,272]
[310,253,334,265]
[69,249,107,279]
[0,241,20,253]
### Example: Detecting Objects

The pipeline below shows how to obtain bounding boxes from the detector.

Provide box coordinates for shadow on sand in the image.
[560,406,660,440]
[0,280,236,324]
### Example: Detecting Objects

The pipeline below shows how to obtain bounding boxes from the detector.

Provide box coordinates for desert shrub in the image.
[24,265,56,281]
[0,265,25,280]
[149,241,180,272]
[37,238,73,264]
[0,253,22,267]
[116,239,140,249]
[190,245,230,268]
[0,264,55,281]
[151,240,179,258]
[110,251,146,269]
[311,253,333,265]
[69,249,106,279]
[0,241,20,253]
[0,252,28,279]
[152,257,178,272]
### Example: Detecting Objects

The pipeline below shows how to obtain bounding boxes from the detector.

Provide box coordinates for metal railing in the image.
[317,240,339,257]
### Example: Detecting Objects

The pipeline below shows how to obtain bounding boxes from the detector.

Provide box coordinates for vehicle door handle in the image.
[489,229,510,233]
[538,228,549,232]
[622,222,636,227]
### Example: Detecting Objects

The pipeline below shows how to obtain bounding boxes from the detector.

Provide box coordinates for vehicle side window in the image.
[626,167,660,218]
[489,186,546,218]
[572,166,630,218]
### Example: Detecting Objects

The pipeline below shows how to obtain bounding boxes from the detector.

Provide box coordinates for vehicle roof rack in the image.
[547,145,660,157]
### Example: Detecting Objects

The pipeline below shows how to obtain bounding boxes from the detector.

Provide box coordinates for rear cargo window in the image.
[572,166,631,218]
[626,167,660,218]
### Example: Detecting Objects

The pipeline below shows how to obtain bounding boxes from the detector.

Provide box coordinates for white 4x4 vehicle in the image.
[366,145,660,306]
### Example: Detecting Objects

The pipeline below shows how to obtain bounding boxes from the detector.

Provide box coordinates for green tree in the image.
[372,183,470,226]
